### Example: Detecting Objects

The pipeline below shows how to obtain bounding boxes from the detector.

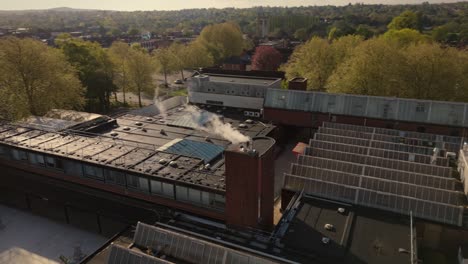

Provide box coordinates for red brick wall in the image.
[225,149,260,229]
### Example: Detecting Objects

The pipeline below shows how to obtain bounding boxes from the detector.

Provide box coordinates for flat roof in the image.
[280,196,412,264]
[0,106,275,192]
[202,74,280,86]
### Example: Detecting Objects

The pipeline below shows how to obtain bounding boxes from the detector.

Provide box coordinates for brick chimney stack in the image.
[224,137,275,231]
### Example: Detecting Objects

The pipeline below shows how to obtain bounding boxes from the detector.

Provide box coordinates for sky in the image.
[0,0,463,11]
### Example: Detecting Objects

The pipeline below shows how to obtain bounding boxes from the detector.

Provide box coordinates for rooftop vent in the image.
[146,118,153,121]
[321,237,330,245]
[245,119,254,124]
[169,161,178,168]
[122,127,130,131]
[160,129,167,135]
[324,224,334,231]
[135,122,143,126]
[238,123,248,129]
[159,159,168,165]
[337,207,346,214]
[110,132,118,137]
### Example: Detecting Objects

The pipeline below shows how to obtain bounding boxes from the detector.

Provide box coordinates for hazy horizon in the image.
[0,0,464,11]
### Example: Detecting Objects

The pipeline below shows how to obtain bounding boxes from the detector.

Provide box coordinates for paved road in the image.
[115,70,192,107]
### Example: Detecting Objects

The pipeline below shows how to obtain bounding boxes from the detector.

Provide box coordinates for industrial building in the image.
[2,73,468,263]
[0,105,277,234]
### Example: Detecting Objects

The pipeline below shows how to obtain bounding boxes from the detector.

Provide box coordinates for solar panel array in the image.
[107,244,174,264]
[133,223,278,264]
[284,123,466,227]
[308,140,448,166]
[322,122,462,153]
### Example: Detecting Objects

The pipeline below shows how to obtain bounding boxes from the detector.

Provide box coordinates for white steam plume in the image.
[185,105,250,145]
[154,86,167,119]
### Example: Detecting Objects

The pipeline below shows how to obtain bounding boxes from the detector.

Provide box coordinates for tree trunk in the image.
[138,86,142,108]
[123,86,126,104]
[164,68,168,87]
[180,70,185,81]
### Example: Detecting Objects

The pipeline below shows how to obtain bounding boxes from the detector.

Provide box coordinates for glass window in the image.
[151,180,174,198]
[0,146,7,156]
[12,149,28,161]
[63,160,83,177]
[45,156,63,170]
[105,170,126,186]
[162,183,174,198]
[126,174,138,188]
[176,186,188,201]
[201,191,211,206]
[151,180,163,194]
[214,194,226,209]
[28,153,45,166]
[189,188,201,203]
[126,174,149,192]
[83,164,104,180]
[138,177,149,193]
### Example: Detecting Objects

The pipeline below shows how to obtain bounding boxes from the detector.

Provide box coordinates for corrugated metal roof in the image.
[158,138,224,163]
[167,111,213,129]
[264,89,468,128]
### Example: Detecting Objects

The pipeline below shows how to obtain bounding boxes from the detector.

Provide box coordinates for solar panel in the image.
[167,111,215,130]
[107,244,174,264]
[291,163,463,205]
[284,175,464,226]
[284,121,467,227]
[158,139,224,163]
[307,148,451,177]
[322,122,462,152]
[308,140,448,166]
[133,223,278,264]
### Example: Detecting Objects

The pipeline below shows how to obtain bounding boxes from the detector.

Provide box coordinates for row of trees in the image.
[1,3,466,45]
[283,29,468,102]
[0,22,249,119]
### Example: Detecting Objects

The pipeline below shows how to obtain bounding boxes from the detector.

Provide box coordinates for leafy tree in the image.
[401,43,467,101]
[169,42,189,80]
[0,37,84,119]
[195,22,245,63]
[152,47,176,87]
[109,41,131,104]
[251,46,282,71]
[185,41,214,69]
[383,29,431,46]
[282,36,362,91]
[355,24,375,39]
[387,11,422,31]
[57,35,117,113]
[294,28,309,41]
[326,38,405,96]
[128,45,156,107]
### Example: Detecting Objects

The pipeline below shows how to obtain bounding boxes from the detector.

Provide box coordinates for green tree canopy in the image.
[0,37,84,119]
[387,10,422,31]
[57,35,117,113]
[195,22,245,63]
[383,28,431,46]
[128,45,156,107]
[109,41,132,104]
